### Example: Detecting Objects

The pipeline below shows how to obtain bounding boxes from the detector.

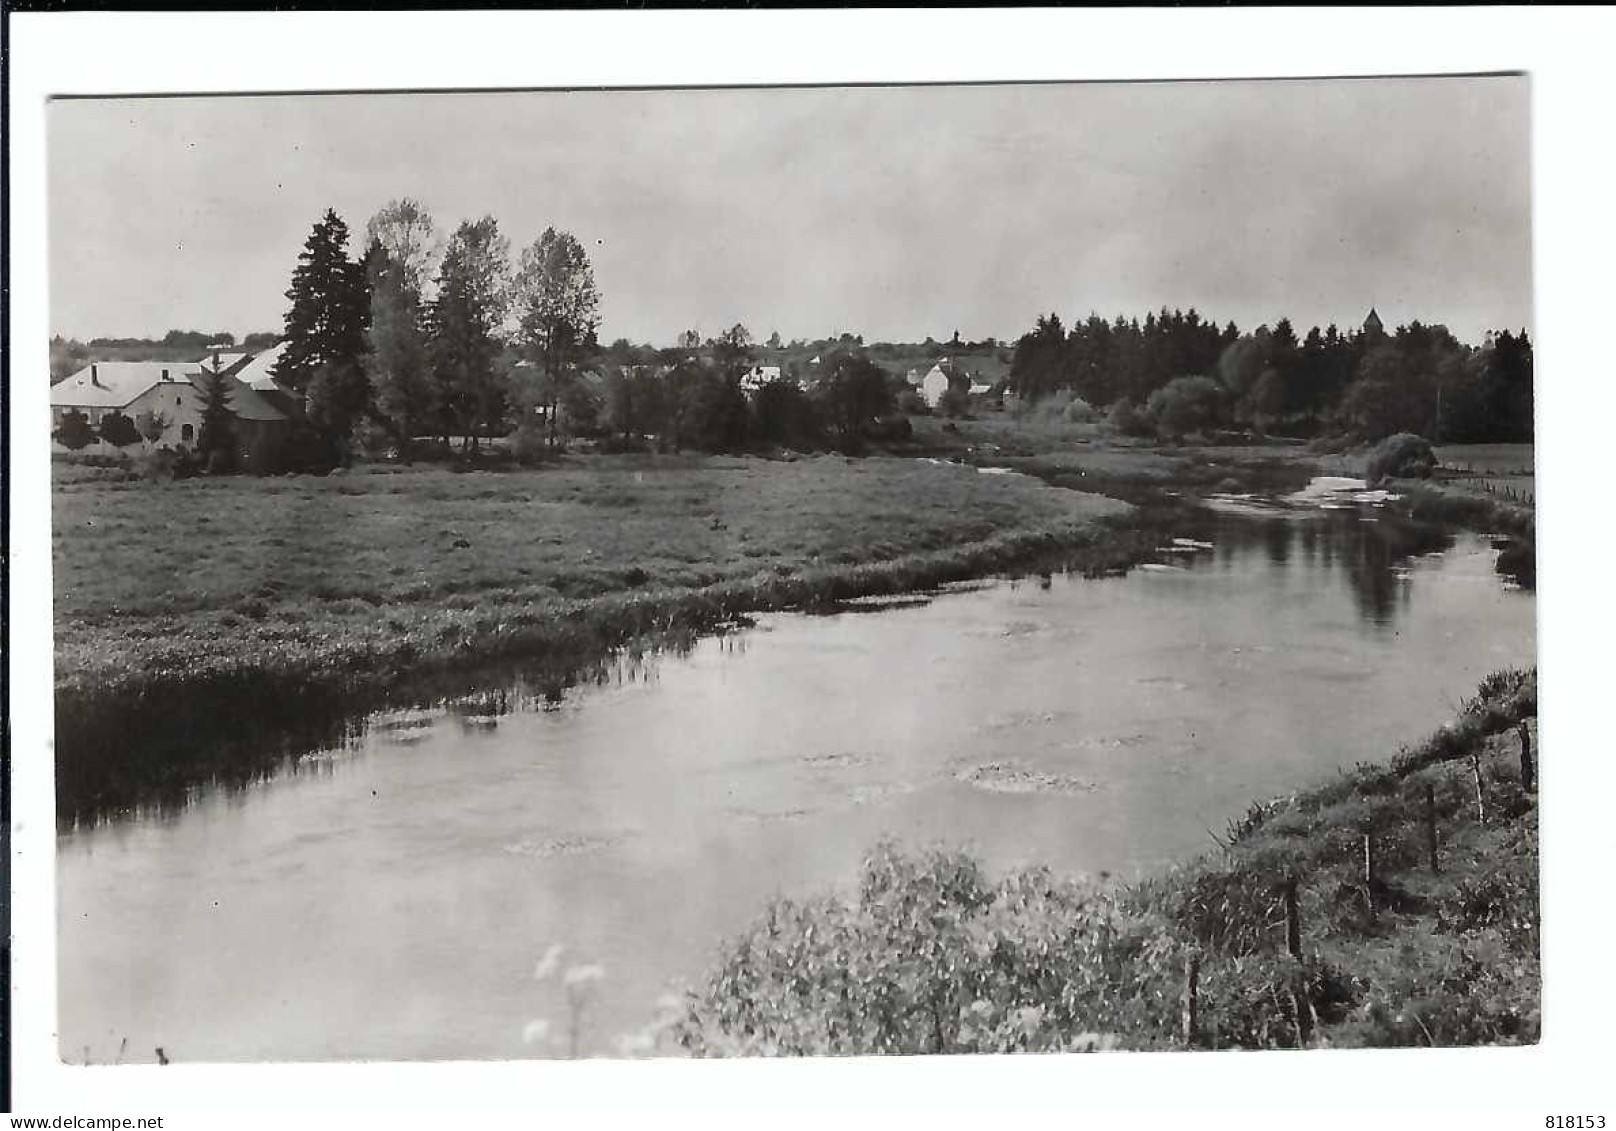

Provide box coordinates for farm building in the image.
[51,359,290,465]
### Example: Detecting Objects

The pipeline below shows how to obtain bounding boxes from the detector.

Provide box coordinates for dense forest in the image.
[1007,308,1533,444]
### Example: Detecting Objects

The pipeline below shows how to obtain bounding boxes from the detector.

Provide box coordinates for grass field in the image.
[52,454,1130,702]
[1434,443,1536,506]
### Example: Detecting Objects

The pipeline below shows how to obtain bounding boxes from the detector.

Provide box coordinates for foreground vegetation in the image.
[672,669,1539,1054]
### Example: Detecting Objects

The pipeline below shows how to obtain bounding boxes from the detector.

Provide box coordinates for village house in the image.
[913,361,976,409]
[739,364,782,393]
[51,356,291,464]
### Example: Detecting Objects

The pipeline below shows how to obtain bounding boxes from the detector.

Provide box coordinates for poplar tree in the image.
[427,216,511,452]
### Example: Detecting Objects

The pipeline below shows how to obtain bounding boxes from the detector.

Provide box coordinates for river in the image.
[56,486,1536,1063]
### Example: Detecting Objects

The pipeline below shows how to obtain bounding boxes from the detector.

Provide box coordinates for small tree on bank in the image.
[195,369,239,471]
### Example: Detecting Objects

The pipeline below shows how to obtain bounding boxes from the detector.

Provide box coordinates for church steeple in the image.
[1363,307,1384,336]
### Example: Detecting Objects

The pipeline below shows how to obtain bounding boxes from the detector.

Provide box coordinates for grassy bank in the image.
[54,454,1146,816]
[670,669,1538,1054]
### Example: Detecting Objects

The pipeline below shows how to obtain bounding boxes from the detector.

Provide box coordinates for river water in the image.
[56,486,1536,1064]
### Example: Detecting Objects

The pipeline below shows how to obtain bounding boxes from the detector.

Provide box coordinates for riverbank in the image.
[671,667,1539,1054]
[54,454,1148,818]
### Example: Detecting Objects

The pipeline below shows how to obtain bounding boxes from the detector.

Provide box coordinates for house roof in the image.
[197,351,251,374]
[50,361,203,409]
[233,342,296,396]
[209,373,288,421]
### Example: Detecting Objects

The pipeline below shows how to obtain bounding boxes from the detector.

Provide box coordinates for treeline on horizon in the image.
[1007,308,1533,445]
[53,198,1533,468]
[50,329,283,379]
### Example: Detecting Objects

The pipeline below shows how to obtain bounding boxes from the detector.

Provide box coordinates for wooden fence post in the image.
[1425,783,1440,873]
[1180,953,1200,1048]
[1283,877,1302,959]
[1517,722,1535,794]
[1281,876,1312,1047]
[1470,751,1488,825]
[1362,833,1376,914]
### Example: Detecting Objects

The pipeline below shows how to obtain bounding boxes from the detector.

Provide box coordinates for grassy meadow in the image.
[52,453,1131,704]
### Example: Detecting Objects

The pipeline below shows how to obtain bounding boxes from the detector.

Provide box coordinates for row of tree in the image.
[268,202,606,462]
[1009,309,1533,443]
[265,203,929,463]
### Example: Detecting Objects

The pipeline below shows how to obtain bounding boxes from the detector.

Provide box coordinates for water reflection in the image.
[1154,508,1456,628]
[55,627,723,830]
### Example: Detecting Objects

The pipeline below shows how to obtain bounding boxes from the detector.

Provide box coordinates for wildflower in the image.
[533,944,566,982]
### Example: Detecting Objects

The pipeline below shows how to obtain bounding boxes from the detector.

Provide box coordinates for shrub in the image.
[1106,398,1153,438]
[595,434,650,455]
[676,842,1182,1056]
[133,449,176,482]
[510,422,549,465]
[865,415,913,443]
[54,410,96,451]
[135,410,170,446]
[206,447,237,476]
[938,386,971,419]
[750,379,823,450]
[1146,376,1225,443]
[896,389,928,415]
[1365,433,1436,484]
[97,411,141,447]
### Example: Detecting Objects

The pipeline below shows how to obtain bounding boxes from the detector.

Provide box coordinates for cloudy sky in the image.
[48,77,1529,347]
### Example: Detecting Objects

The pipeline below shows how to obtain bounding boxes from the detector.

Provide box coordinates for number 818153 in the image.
[1547,1118,1605,1129]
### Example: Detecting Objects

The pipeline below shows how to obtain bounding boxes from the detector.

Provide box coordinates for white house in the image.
[739,364,783,393]
[52,361,205,436]
[919,364,952,408]
[51,359,288,456]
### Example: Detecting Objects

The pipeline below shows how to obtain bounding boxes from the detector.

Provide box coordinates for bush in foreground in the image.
[674,841,1179,1056]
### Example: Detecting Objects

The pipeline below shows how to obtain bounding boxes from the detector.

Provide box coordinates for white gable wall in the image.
[921,367,950,408]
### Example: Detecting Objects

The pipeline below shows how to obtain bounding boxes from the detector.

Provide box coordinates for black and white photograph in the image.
[7,7,1614,1124]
